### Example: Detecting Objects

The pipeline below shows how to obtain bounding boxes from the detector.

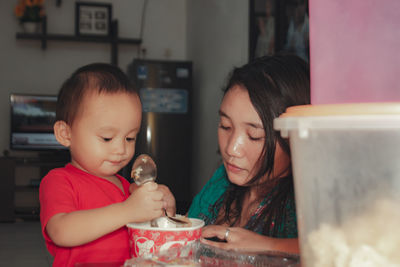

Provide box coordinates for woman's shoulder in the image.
[187,164,230,219]
[193,164,230,200]
[204,164,230,189]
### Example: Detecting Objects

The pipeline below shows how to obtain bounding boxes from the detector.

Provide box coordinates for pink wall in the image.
[309,0,400,104]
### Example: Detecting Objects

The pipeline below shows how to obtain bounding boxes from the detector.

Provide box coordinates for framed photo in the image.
[75,2,112,37]
[249,0,309,62]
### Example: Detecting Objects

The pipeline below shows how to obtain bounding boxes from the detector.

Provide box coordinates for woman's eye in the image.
[219,124,230,130]
[126,137,136,142]
[249,135,265,141]
[102,137,112,142]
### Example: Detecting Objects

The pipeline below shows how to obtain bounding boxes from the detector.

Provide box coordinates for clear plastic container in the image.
[274,103,400,267]
[123,241,300,266]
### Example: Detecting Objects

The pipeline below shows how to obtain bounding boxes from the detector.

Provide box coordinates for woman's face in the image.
[218,85,266,186]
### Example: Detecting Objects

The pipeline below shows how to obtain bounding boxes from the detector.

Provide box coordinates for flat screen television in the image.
[10,93,66,151]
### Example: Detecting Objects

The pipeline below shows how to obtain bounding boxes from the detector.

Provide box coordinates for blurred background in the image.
[0,0,250,219]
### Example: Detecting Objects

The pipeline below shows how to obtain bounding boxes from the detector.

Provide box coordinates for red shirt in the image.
[40,164,131,267]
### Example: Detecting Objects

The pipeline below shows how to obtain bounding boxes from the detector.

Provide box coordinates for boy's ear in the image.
[53,120,71,148]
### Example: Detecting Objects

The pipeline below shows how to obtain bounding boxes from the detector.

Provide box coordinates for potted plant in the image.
[14,0,45,33]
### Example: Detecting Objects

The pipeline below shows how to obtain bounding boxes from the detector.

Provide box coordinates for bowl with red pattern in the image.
[127,217,204,258]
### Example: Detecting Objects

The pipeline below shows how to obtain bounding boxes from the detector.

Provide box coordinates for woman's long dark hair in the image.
[214,54,310,236]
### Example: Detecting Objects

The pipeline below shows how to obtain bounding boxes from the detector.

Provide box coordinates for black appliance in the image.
[126,59,193,214]
[9,94,67,151]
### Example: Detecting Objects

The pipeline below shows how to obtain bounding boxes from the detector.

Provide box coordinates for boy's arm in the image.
[46,182,164,247]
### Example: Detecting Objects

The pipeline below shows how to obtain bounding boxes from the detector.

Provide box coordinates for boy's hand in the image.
[129,183,176,217]
[157,184,176,216]
[125,182,164,222]
[129,182,138,193]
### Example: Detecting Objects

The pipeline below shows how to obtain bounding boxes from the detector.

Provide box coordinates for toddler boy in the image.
[40,63,175,266]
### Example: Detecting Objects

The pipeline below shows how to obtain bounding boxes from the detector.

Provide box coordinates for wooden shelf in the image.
[0,155,69,221]
[15,17,142,65]
[16,32,141,45]
[15,185,39,192]
[15,206,40,220]
[14,158,68,166]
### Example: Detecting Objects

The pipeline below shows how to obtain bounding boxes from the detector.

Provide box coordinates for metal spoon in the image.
[131,154,189,226]
[131,154,157,185]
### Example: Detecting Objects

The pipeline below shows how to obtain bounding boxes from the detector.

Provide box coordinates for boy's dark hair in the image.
[56,63,138,125]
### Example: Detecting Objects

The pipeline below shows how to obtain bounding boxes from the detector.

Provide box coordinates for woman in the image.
[188,55,310,254]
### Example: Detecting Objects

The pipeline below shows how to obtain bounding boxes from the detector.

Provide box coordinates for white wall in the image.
[0,0,187,154]
[0,0,248,195]
[187,0,249,193]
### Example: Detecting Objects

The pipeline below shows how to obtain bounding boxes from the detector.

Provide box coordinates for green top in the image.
[188,165,298,238]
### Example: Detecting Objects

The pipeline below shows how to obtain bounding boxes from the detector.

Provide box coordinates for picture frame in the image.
[75,2,112,37]
[249,0,309,62]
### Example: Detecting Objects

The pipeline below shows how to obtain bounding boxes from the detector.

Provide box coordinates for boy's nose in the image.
[113,140,126,154]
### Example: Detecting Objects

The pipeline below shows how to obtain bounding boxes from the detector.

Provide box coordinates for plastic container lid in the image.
[274,103,400,138]
[280,103,400,117]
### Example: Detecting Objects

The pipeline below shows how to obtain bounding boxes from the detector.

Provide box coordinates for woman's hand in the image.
[200,225,267,251]
[200,225,299,254]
